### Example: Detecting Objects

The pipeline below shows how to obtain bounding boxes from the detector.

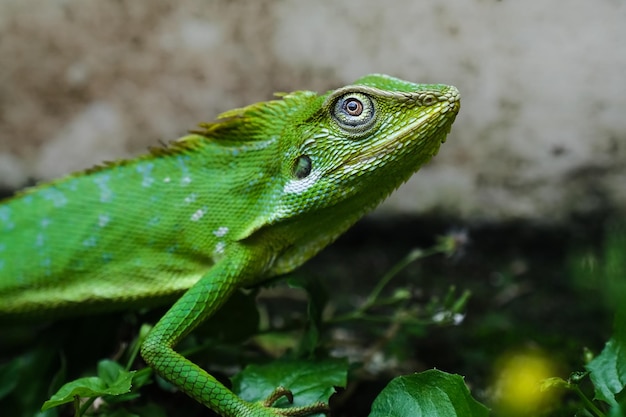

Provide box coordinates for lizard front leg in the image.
[140,250,328,417]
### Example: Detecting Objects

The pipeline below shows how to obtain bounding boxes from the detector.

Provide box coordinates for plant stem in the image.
[573,385,605,417]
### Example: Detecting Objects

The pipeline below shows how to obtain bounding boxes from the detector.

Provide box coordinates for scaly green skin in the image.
[0,74,460,416]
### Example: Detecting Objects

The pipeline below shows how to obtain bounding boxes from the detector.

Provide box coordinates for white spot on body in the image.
[0,207,14,230]
[66,179,79,192]
[213,226,229,237]
[214,241,226,254]
[36,233,45,247]
[0,207,11,223]
[94,174,114,203]
[163,176,171,183]
[99,213,110,227]
[40,218,51,228]
[184,193,197,204]
[42,188,68,207]
[190,207,206,222]
[137,162,155,187]
[83,236,97,247]
[177,156,193,186]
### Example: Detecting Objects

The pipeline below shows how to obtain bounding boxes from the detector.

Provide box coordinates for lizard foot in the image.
[261,386,330,416]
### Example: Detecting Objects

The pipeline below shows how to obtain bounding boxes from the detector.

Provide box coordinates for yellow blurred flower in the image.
[492,351,558,416]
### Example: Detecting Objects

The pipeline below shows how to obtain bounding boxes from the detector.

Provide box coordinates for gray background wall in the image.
[1,0,624,222]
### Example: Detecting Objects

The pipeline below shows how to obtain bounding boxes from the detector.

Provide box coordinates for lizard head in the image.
[272,74,460,226]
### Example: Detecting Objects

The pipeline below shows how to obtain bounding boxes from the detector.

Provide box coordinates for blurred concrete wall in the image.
[1,0,624,221]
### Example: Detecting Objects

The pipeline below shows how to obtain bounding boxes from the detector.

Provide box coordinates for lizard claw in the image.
[261,386,330,416]
[262,386,294,407]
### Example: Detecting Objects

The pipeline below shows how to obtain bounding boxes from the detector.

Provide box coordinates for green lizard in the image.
[0,74,460,416]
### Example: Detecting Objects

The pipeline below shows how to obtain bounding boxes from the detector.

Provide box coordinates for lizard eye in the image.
[292,155,312,179]
[332,92,376,133]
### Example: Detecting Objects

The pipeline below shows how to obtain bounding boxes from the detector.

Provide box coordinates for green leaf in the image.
[232,358,347,413]
[609,402,625,417]
[608,386,626,417]
[42,376,113,410]
[98,360,125,386]
[42,360,135,410]
[368,370,489,417]
[586,336,626,407]
[540,376,572,391]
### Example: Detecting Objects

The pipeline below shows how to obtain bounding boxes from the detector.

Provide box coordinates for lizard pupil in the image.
[344,98,363,116]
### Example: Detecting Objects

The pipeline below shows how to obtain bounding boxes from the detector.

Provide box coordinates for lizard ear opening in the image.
[292,155,312,179]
